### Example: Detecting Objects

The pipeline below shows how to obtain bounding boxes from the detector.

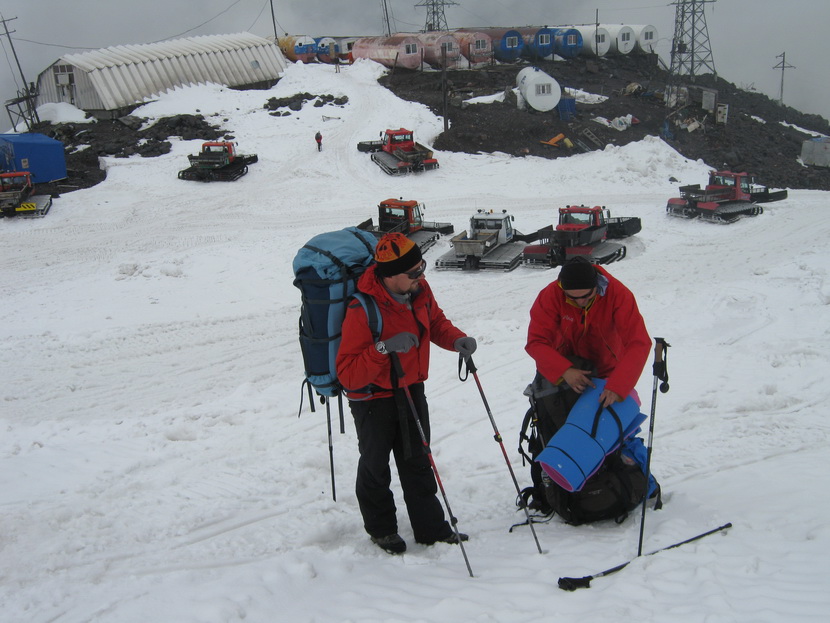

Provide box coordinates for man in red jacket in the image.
[526,256,650,408]
[336,232,477,554]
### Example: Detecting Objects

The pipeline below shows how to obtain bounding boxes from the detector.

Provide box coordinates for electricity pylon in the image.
[415,0,458,32]
[669,0,717,80]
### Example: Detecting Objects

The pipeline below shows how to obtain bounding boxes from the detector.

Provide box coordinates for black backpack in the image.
[517,367,656,526]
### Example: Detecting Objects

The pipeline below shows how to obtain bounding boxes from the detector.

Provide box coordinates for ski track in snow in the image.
[2,61,829,622]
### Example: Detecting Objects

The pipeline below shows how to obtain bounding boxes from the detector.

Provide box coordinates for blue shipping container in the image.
[0,133,67,183]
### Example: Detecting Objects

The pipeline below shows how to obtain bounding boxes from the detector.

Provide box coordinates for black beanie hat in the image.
[374,232,423,277]
[558,256,598,290]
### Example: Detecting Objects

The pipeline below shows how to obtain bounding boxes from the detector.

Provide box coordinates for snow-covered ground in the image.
[2,61,829,622]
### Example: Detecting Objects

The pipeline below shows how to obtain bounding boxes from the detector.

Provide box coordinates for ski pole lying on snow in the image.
[558,522,733,591]
[638,337,671,556]
[460,355,544,555]
[390,354,475,578]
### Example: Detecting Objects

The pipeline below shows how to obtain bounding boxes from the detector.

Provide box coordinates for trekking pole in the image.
[558,522,732,591]
[461,355,544,554]
[638,337,671,556]
[325,398,337,502]
[298,381,338,502]
[390,354,475,578]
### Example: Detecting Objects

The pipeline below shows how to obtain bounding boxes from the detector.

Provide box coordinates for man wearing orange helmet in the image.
[336,232,477,554]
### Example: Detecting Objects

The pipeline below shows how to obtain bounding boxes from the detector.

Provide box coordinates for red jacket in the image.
[336,264,466,400]
[525,265,650,398]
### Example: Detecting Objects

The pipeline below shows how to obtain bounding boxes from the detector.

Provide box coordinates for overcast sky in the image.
[1,0,827,125]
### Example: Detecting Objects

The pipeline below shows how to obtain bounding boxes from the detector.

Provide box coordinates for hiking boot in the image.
[417,531,469,546]
[371,533,407,554]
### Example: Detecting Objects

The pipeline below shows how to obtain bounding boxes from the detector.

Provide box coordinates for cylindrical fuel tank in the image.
[314,37,338,64]
[628,24,659,54]
[477,28,525,62]
[572,26,611,57]
[278,35,317,63]
[516,66,561,112]
[552,27,583,59]
[453,29,493,65]
[601,24,637,55]
[351,35,422,70]
[414,32,462,68]
[516,26,555,60]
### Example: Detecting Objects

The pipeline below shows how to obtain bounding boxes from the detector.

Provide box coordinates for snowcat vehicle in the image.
[0,171,52,218]
[666,171,784,223]
[178,141,258,182]
[357,128,439,175]
[435,210,537,272]
[357,198,454,253]
[522,205,635,268]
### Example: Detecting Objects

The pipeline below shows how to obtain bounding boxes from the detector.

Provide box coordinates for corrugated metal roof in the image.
[60,32,287,110]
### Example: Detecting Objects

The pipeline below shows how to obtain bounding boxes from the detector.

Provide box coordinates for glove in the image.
[454,336,477,358]
[382,332,420,354]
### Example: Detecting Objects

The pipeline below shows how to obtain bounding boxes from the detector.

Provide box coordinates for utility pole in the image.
[380,0,392,37]
[415,0,458,32]
[0,15,41,131]
[669,0,717,81]
[269,0,278,43]
[773,52,795,106]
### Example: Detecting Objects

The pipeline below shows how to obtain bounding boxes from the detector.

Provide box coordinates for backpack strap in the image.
[342,292,384,400]
[351,292,382,341]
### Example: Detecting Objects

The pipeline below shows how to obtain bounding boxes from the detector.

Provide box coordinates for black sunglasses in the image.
[565,288,596,301]
[404,260,427,280]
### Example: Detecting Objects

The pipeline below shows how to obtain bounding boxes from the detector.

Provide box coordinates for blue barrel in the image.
[553,27,583,59]
[480,28,525,62]
[517,26,555,60]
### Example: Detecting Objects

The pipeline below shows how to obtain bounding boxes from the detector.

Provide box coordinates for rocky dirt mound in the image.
[37,114,226,195]
[381,54,830,191]
[27,55,830,197]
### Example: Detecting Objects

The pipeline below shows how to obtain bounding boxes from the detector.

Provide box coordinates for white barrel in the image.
[601,24,637,55]
[516,66,561,112]
[572,26,612,57]
[628,24,659,54]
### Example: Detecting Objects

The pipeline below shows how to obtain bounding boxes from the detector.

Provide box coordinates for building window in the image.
[441,41,454,52]
[644,31,654,41]
[506,36,518,48]
[621,32,631,42]
[536,83,552,96]
[567,34,577,46]
[405,43,418,54]
[474,38,487,50]
[539,34,550,45]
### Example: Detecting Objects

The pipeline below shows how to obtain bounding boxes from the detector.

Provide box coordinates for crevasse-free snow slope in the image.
[1,61,829,622]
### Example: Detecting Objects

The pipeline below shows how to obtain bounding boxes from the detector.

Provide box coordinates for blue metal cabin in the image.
[0,133,67,182]
[315,37,339,63]
[480,28,525,62]
[552,28,583,59]
[517,26,555,60]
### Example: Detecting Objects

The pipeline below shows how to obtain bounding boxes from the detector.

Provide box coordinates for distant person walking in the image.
[315,131,323,152]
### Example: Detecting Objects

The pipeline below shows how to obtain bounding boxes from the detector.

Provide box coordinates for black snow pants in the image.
[349,383,452,544]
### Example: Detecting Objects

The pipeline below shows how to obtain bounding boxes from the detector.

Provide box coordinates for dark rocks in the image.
[380,55,830,191]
